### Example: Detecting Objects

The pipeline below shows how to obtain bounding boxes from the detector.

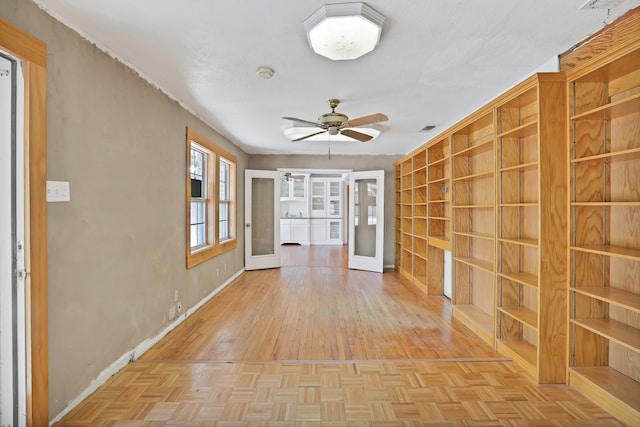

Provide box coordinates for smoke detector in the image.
[256,66,275,79]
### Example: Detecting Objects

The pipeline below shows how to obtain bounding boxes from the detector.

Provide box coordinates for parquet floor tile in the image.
[55,360,626,425]
[54,246,627,425]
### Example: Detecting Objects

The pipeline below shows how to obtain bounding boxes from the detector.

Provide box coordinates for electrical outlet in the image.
[177,301,182,313]
[174,290,179,302]
[224,263,227,272]
[216,268,219,277]
[169,306,176,320]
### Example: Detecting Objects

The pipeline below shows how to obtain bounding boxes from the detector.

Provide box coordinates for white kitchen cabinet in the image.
[292,176,306,199]
[310,179,326,216]
[328,220,341,240]
[310,218,342,244]
[280,179,291,199]
[310,219,327,242]
[280,219,291,242]
[328,180,342,217]
[280,218,309,245]
[310,178,343,217]
[291,220,309,243]
[280,174,307,200]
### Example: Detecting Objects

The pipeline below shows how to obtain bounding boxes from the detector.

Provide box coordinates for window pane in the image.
[219,203,228,221]
[191,223,206,249]
[198,201,205,222]
[219,200,229,240]
[219,160,229,201]
[190,144,209,251]
[354,183,359,226]
[368,205,377,225]
[191,148,206,193]
[367,182,377,197]
[197,223,206,246]
[190,201,198,224]
[190,200,206,248]
[219,160,229,240]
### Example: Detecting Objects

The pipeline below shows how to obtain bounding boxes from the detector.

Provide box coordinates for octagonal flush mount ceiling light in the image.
[304,2,385,60]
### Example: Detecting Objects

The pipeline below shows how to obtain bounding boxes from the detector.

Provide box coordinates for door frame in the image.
[0,18,48,425]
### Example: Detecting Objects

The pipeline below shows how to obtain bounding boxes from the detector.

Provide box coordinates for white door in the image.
[0,51,27,427]
[348,170,384,272]
[245,170,281,270]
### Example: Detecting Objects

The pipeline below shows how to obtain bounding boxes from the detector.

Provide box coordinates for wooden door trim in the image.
[0,18,48,426]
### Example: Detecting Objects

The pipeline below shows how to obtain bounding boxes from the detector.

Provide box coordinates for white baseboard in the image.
[50,268,245,425]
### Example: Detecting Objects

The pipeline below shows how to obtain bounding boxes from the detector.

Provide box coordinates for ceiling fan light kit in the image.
[283,126,380,142]
[304,2,385,60]
[283,98,388,142]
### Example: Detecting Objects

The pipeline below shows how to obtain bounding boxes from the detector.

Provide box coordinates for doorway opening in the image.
[277,168,350,264]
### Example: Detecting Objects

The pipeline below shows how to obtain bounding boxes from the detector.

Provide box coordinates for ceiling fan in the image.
[283,99,388,142]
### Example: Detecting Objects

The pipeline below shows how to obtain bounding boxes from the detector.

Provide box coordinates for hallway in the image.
[54,246,622,425]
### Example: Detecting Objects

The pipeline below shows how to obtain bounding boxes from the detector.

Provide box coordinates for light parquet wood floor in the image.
[55,246,625,426]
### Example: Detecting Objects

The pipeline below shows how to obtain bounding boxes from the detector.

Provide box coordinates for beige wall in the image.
[248,154,401,266]
[2,1,403,420]
[2,0,248,419]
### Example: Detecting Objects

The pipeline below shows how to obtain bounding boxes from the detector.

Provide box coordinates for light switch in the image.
[46,181,71,202]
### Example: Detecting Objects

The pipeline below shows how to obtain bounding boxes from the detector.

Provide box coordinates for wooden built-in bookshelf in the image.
[392,10,639,424]
[412,149,428,291]
[427,137,451,250]
[495,73,567,383]
[399,157,414,280]
[451,111,496,346]
[566,46,640,425]
[394,165,402,270]
[394,140,451,295]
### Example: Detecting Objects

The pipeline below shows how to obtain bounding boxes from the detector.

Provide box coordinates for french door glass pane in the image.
[354,178,376,258]
[252,177,275,256]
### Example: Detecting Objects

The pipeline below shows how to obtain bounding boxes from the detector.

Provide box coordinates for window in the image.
[186,127,237,268]
[190,145,208,250]
[218,157,233,241]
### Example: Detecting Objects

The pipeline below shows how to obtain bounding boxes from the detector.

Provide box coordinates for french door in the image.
[0,49,27,427]
[244,170,281,270]
[348,170,384,272]
[1,19,49,425]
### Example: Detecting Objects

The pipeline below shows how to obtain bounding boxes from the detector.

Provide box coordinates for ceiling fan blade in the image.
[282,116,323,128]
[292,130,327,142]
[346,113,389,127]
[341,129,373,142]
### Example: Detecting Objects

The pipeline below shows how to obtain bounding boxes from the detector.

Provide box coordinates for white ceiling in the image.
[34,0,640,156]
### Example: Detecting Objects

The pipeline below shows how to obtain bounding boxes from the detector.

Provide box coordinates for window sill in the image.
[186,238,237,269]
